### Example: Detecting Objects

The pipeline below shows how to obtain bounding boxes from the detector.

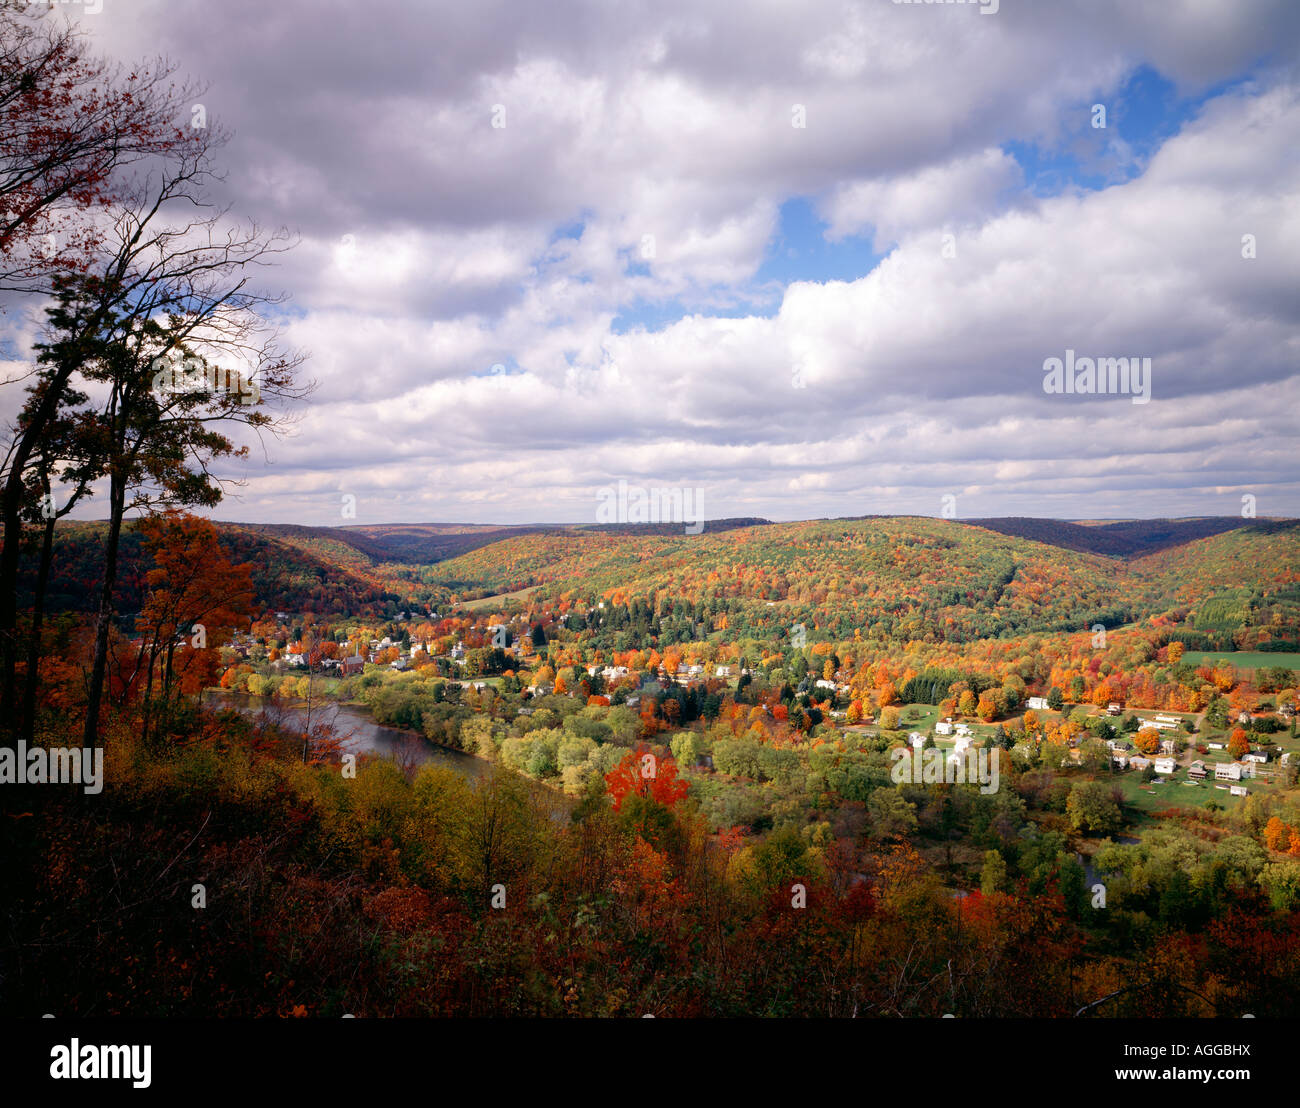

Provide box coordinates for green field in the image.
[1111,769,1246,817]
[1180,650,1300,670]
[458,585,541,612]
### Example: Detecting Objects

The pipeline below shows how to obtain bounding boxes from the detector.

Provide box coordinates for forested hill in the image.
[26,521,403,618]
[24,515,1299,641]
[962,516,1258,557]
[415,517,1137,642]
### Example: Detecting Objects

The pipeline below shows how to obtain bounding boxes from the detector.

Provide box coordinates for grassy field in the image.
[1180,650,1300,670]
[458,585,541,612]
[1112,769,1247,817]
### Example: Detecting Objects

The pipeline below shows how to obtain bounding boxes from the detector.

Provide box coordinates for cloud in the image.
[12,0,1291,524]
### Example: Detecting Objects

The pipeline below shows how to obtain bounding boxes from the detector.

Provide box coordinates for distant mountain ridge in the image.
[961,516,1265,558]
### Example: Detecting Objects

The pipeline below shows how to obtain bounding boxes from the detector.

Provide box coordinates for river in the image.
[204,690,491,782]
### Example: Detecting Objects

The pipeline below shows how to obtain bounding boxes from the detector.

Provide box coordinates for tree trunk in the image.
[19,509,57,744]
[0,364,78,726]
[83,469,125,748]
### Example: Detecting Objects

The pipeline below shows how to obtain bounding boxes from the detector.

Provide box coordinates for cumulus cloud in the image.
[8,0,1294,525]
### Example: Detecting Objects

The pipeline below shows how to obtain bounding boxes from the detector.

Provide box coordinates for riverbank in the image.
[203,689,573,812]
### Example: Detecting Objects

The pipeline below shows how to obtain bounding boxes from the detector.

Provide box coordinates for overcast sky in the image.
[12,0,1300,526]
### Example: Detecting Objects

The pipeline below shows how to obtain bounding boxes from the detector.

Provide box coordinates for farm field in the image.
[1181,650,1300,670]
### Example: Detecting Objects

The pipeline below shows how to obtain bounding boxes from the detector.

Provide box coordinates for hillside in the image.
[962,516,1254,557]
[339,522,552,564]
[1132,521,1300,651]
[29,520,403,619]
[419,517,1144,642]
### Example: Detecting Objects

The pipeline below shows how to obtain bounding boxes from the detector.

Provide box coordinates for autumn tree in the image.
[604,743,689,811]
[131,511,255,744]
[1134,726,1162,756]
[976,691,999,723]
[0,9,201,729]
[0,5,195,291]
[1067,781,1122,835]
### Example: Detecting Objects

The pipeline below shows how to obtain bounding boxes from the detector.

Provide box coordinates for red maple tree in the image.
[604,742,689,810]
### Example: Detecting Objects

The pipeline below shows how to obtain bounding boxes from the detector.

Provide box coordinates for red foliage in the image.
[604,743,689,811]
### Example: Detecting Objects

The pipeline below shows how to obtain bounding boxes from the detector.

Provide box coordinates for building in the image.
[935,719,954,736]
[341,653,365,676]
[1154,757,1176,774]
[1230,785,1249,797]
[1128,755,1152,771]
[1107,703,1123,716]
[1027,697,1049,711]
[1188,760,1208,780]
[1214,762,1242,782]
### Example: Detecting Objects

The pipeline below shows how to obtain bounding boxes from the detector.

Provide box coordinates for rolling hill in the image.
[962,516,1257,557]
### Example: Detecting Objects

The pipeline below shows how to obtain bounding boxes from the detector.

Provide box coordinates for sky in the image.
[6,0,1300,527]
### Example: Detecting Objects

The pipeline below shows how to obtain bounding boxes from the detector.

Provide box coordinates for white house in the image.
[716,665,734,678]
[955,724,973,739]
[1214,762,1242,781]
[1230,785,1248,797]
[935,720,954,736]
[1154,757,1176,775]
[1112,753,1130,769]
[1129,755,1152,771]
[909,732,926,750]
[1244,751,1269,764]
[1027,697,1050,711]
